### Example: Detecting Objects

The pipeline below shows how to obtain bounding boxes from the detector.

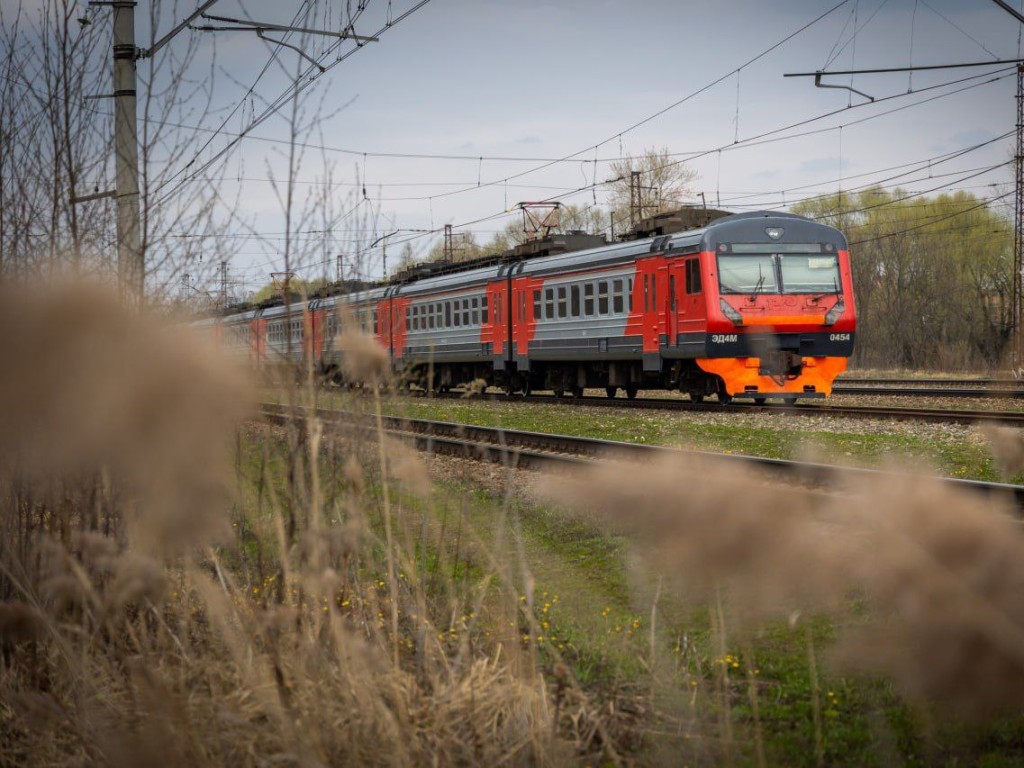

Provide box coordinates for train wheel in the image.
[780,395,798,406]
[715,379,732,405]
[572,385,584,398]
[752,396,766,406]
[605,386,617,399]
[689,392,704,403]
[625,385,638,400]
[553,388,565,398]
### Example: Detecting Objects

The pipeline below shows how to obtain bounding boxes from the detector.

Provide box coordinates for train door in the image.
[311,302,328,366]
[678,257,706,336]
[485,277,509,365]
[667,270,679,344]
[656,262,669,342]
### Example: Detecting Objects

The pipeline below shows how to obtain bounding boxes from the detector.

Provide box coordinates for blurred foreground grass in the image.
[4,291,1024,766]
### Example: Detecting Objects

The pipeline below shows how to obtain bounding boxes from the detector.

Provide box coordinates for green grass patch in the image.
[368,395,1003,482]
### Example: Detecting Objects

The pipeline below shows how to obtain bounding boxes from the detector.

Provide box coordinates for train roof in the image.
[512,211,844,279]
[693,210,848,251]
[213,211,845,318]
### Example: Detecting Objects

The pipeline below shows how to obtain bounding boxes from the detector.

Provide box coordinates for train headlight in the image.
[824,298,845,325]
[719,299,743,325]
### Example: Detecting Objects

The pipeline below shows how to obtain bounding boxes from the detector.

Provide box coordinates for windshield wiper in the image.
[752,264,767,296]
[809,277,841,303]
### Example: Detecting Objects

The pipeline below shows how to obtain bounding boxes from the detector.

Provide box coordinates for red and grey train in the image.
[211,211,856,402]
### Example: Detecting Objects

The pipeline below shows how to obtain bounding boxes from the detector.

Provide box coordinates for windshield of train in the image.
[717,255,777,294]
[717,250,840,294]
[778,254,840,293]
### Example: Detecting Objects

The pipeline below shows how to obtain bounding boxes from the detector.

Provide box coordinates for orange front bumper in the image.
[696,356,848,396]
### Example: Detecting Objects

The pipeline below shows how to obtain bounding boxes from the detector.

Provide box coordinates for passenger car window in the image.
[598,282,609,315]
[584,284,594,315]
[686,259,703,295]
[613,279,624,314]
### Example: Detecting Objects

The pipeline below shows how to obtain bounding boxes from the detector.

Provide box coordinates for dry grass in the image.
[543,451,1024,723]
[0,286,571,766]
[3,285,1024,766]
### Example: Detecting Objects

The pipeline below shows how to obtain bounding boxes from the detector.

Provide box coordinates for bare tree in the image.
[608,146,698,227]
[0,0,111,282]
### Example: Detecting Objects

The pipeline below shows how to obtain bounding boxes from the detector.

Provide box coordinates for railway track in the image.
[839,376,1024,388]
[833,385,1024,399]
[413,389,1024,427]
[259,402,1024,509]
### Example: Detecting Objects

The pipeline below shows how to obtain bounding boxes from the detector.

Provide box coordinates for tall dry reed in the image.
[544,451,1024,721]
[0,286,569,767]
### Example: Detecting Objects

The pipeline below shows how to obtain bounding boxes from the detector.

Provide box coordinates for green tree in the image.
[793,188,1012,370]
[248,277,332,304]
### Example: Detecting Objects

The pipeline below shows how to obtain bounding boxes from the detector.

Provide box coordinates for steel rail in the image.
[833,386,1024,399]
[259,402,1024,509]
[411,390,1024,426]
[839,377,1024,387]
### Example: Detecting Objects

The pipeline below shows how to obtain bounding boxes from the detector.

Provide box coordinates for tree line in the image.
[792,188,1013,371]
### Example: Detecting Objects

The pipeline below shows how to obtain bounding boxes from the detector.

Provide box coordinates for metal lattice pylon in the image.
[517,202,562,239]
[1014,65,1024,369]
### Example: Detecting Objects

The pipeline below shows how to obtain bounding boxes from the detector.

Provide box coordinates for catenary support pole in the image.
[113,1,141,306]
[1015,65,1024,368]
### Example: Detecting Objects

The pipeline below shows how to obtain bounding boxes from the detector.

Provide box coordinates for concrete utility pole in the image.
[91,0,221,306]
[629,171,641,228]
[219,260,228,306]
[112,1,141,306]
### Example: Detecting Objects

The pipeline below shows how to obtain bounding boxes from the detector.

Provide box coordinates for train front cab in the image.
[691,214,855,401]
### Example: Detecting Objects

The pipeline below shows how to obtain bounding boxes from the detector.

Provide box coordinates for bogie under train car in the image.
[214,211,856,403]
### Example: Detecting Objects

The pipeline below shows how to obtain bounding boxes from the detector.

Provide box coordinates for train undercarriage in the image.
[388,355,846,404]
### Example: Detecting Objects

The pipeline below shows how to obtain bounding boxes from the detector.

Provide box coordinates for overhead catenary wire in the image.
[380,1,858,206]
[138,62,1011,184]
[173,104,1015,288]
[151,0,432,208]
[380,69,1014,251]
[373,64,1016,205]
[920,0,1002,60]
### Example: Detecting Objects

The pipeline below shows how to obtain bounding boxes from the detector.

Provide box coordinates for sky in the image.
[69,0,1024,294]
